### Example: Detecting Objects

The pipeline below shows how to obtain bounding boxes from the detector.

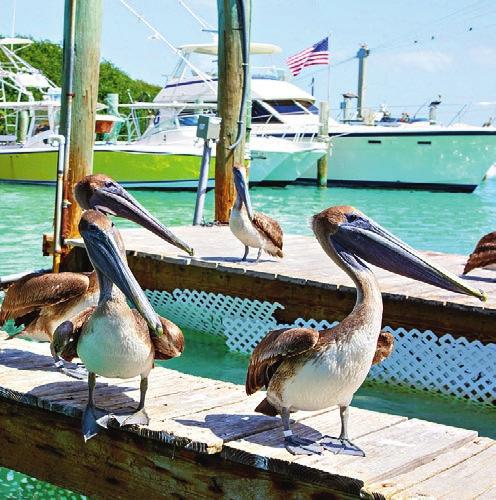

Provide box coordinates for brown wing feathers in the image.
[0,272,90,325]
[252,212,283,257]
[245,327,319,395]
[464,231,496,274]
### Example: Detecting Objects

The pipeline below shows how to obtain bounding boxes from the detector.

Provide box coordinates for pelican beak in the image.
[331,217,487,301]
[81,224,163,336]
[233,167,254,219]
[90,182,194,256]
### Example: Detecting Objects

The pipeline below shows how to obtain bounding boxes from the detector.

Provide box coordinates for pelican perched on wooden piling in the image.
[53,210,184,441]
[0,174,192,378]
[230,166,283,262]
[246,206,486,457]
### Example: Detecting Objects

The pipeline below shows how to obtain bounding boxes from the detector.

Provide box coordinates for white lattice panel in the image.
[368,327,496,405]
[144,289,494,406]
[145,289,283,339]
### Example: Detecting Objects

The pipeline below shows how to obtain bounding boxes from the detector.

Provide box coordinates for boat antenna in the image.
[177,0,215,33]
[118,0,216,93]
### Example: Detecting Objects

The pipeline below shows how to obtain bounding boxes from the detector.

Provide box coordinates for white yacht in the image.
[154,42,496,192]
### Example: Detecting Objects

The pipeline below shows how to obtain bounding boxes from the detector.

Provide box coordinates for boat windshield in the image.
[264,99,318,116]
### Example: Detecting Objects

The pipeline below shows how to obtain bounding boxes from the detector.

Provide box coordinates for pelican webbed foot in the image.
[318,435,365,457]
[111,407,150,427]
[284,435,323,456]
[82,404,109,442]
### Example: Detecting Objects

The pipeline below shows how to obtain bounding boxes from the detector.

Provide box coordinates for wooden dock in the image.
[65,225,496,341]
[0,334,494,499]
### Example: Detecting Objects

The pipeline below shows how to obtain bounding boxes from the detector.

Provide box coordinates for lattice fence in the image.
[144,288,495,406]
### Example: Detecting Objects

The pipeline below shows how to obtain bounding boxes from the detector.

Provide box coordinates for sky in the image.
[1,0,496,125]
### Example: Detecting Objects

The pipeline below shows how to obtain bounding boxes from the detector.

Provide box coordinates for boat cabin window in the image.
[263,99,319,116]
[251,100,282,124]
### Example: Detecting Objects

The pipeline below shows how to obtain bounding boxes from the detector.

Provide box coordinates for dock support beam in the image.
[59,0,103,245]
[215,0,250,223]
[317,101,329,187]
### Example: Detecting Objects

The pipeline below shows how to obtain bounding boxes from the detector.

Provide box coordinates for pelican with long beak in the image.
[230,166,283,262]
[0,174,192,379]
[246,206,486,457]
[53,210,184,441]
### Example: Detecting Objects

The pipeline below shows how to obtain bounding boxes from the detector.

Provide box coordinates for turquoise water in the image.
[1,177,496,274]
[1,179,496,496]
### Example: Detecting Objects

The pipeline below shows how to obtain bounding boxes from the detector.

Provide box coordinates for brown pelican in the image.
[230,166,283,262]
[463,231,496,274]
[246,206,486,457]
[53,210,184,441]
[0,175,192,378]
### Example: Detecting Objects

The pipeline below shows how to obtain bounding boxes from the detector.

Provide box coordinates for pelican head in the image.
[312,205,486,301]
[232,166,254,219]
[79,210,163,336]
[75,174,194,256]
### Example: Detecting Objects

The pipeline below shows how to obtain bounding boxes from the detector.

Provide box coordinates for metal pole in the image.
[193,139,212,225]
[50,135,66,272]
[57,0,76,271]
[357,44,369,119]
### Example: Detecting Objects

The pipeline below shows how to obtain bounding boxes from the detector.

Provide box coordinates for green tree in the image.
[0,36,161,103]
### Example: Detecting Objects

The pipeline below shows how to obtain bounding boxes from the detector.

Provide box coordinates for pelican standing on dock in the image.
[0,175,192,378]
[53,210,184,441]
[230,166,283,262]
[246,206,486,456]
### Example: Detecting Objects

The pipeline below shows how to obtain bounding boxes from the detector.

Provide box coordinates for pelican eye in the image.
[347,213,359,223]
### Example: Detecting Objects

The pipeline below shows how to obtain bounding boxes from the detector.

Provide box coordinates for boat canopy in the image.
[0,38,33,46]
[178,43,282,56]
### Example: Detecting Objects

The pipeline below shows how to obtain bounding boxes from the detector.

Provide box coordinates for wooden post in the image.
[60,0,103,242]
[317,101,329,187]
[215,0,250,223]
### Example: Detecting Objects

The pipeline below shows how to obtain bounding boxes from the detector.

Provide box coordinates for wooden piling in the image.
[215,0,250,223]
[59,0,103,243]
[317,101,329,187]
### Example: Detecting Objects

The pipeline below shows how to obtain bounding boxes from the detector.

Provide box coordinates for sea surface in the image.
[1,179,496,497]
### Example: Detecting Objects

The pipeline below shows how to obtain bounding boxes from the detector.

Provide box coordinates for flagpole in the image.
[326,32,331,108]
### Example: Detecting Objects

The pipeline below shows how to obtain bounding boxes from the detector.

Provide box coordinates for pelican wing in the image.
[246,327,319,395]
[130,311,185,360]
[0,272,91,324]
[372,330,394,365]
[153,316,185,359]
[464,231,496,274]
[53,307,96,362]
[252,211,283,255]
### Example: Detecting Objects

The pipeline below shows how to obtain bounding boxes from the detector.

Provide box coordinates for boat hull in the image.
[0,146,215,190]
[294,131,496,192]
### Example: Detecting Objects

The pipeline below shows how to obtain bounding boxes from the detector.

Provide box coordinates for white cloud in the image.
[468,46,496,66]
[384,50,453,73]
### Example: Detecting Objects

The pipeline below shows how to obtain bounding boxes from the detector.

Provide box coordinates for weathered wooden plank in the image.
[0,398,352,499]
[310,418,477,485]
[224,406,406,463]
[224,413,477,497]
[363,437,494,498]
[397,441,496,499]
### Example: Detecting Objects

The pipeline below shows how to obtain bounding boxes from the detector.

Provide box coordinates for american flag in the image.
[286,37,329,77]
